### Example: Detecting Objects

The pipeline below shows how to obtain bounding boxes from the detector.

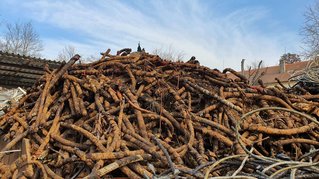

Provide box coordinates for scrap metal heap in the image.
[0,50,319,178]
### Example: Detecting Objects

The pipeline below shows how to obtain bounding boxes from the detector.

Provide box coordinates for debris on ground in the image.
[0,87,26,116]
[0,50,319,178]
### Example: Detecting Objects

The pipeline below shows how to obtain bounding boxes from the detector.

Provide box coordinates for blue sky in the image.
[0,0,316,70]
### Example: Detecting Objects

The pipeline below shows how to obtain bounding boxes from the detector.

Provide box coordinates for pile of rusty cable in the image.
[0,49,319,178]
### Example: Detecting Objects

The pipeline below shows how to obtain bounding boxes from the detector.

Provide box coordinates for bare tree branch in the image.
[301,1,319,57]
[85,55,98,63]
[153,45,185,61]
[57,45,76,61]
[1,21,43,57]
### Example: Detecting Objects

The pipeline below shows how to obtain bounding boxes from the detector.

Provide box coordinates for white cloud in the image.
[5,0,301,70]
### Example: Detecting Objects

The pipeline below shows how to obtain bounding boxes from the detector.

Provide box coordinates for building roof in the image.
[0,51,60,68]
[228,60,310,85]
[0,51,61,88]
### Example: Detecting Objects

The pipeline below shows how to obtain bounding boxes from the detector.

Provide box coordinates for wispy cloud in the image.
[1,0,302,70]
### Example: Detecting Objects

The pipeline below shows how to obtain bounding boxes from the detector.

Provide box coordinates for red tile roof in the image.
[229,60,310,85]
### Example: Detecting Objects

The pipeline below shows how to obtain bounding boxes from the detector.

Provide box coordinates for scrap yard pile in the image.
[1,50,319,178]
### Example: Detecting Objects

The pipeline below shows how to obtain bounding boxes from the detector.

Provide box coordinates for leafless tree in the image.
[153,45,185,61]
[57,45,76,61]
[302,1,319,57]
[85,55,98,63]
[0,18,3,50]
[1,21,43,57]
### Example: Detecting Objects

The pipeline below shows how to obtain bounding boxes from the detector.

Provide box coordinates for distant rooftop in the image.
[0,51,61,88]
[228,60,310,86]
